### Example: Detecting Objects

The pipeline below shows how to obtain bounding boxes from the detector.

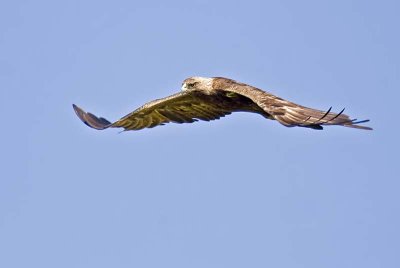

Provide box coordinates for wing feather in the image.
[73,90,239,131]
[212,77,372,130]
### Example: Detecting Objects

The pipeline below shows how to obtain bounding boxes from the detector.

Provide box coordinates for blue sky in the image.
[1,0,399,267]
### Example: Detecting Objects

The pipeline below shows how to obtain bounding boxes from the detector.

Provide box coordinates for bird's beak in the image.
[181,83,187,91]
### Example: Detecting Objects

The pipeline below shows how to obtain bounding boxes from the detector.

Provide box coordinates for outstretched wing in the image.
[213,77,372,130]
[264,100,371,130]
[73,90,238,131]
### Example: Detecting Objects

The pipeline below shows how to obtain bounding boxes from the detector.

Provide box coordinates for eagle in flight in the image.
[73,77,372,131]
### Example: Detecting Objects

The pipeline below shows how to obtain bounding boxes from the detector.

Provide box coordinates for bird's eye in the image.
[187,83,195,88]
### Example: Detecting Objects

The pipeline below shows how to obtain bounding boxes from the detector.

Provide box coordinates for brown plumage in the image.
[73,77,372,131]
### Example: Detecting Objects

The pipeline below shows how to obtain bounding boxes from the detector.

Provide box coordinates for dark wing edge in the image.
[72,104,112,130]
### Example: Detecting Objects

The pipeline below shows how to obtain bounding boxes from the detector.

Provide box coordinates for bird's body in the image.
[73,77,372,131]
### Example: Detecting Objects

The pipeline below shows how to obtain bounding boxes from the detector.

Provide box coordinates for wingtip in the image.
[344,119,373,130]
[72,104,111,130]
[72,104,86,122]
[72,103,83,116]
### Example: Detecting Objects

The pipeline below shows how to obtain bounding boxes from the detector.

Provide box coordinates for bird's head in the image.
[181,77,213,91]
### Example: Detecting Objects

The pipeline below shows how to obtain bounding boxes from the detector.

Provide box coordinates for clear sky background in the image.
[1,0,399,267]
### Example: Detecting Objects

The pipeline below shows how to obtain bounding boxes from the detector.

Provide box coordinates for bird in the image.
[73,77,372,131]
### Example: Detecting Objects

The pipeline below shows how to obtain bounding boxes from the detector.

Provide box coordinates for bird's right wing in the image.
[73,90,236,131]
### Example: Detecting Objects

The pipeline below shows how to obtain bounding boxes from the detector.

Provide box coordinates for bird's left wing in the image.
[213,77,372,130]
[73,90,235,131]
